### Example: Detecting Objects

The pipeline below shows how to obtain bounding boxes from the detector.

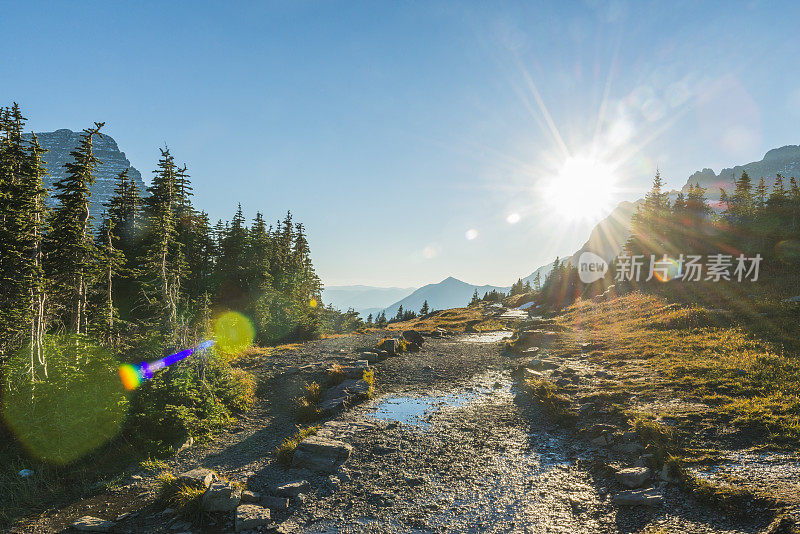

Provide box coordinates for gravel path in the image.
[11,331,779,533]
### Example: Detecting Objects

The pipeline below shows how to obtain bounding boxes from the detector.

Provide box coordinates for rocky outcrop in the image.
[291,436,352,473]
[25,129,146,226]
[70,516,115,532]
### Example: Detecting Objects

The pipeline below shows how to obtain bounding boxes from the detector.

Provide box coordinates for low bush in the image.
[275,426,318,465]
[294,382,323,422]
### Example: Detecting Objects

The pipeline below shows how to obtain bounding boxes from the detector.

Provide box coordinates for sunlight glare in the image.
[543,155,618,221]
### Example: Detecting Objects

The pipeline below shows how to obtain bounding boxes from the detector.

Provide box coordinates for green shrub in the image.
[275,426,318,465]
[294,382,323,422]
[128,351,255,452]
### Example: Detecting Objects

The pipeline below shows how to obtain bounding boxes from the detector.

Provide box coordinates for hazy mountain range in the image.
[321,285,416,317]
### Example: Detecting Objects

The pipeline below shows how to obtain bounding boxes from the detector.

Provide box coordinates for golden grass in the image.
[556,292,800,447]
[275,425,319,465]
[294,382,323,422]
[521,377,578,425]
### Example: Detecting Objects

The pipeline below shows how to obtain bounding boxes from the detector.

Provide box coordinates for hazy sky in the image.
[3,1,799,287]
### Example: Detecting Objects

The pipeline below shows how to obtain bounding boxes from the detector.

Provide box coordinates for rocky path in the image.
[13,331,784,533]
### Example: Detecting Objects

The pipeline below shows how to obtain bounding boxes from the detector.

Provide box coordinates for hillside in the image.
[522,145,800,281]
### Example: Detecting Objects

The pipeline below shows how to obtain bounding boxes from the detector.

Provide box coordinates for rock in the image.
[319,378,371,413]
[402,330,425,346]
[70,516,116,532]
[235,504,271,532]
[615,442,644,455]
[261,494,290,511]
[201,482,242,512]
[405,341,421,352]
[660,463,681,484]
[764,515,796,534]
[25,130,146,224]
[377,338,401,355]
[521,368,543,381]
[590,435,610,447]
[241,490,261,503]
[291,436,353,473]
[529,358,559,370]
[326,360,369,380]
[616,467,650,488]
[613,488,663,506]
[275,519,301,533]
[274,480,310,497]
[362,351,381,363]
[176,437,194,454]
[177,467,216,488]
[522,346,540,354]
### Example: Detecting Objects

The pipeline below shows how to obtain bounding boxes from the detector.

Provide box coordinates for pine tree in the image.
[141,147,185,336]
[419,300,429,316]
[46,122,105,334]
[469,289,480,306]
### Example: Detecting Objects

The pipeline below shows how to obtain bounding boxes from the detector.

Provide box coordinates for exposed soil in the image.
[9,328,788,533]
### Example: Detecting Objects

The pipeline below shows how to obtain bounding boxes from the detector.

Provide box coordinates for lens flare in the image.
[118,363,142,390]
[653,257,682,282]
[309,299,318,308]
[1,335,127,464]
[118,340,215,391]
[213,311,255,357]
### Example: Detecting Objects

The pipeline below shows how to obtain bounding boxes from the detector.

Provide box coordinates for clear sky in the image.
[3,1,799,287]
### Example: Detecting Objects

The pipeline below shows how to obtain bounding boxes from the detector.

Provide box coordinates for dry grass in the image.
[556,292,800,448]
[362,369,375,398]
[521,377,578,425]
[275,425,319,465]
[294,382,323,422]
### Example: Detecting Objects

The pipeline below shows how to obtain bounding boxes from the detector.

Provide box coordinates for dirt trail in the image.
[12,331,779,533]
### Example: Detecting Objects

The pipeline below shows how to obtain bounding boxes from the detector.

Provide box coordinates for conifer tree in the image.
[419,300,429,316]
[46,122,104,334]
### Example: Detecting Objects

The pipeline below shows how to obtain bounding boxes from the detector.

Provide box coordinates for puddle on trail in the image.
[459,330,514,343]
[367,371,509,428]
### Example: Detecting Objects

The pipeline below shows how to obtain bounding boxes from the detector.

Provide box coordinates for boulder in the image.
[326,360,369,381]
[176,467,216,489]
[261,495,290,511]
[235,504,271,532]
[615,442,645,455]
[377,338,401,355]
[613,488,663,506]
[402,330,425,346]
[319,378,371,413]
[70,517,115,533]
[362,351,381,363]
[241,490,261,503]
[528,358,559,371]
[201,482,242,512]
[615,467,650,488]
[291,436,353,474]
[274,480,310,497]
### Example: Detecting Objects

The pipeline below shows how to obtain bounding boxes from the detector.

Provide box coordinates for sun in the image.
[542,155,618,221]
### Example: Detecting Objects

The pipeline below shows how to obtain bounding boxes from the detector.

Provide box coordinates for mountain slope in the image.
[522,144,800,280]
[381,277,509,318]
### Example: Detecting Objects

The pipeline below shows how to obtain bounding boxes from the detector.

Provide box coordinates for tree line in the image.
[538,169,800,308]
[0,103,357,452]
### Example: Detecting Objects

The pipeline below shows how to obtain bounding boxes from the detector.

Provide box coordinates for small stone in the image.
[261,495,290,511]
[616,467,651,489]
[291,436,353,473]
[70,516,115,532]
[613,488,663,506]
[201,482,242,512]
[590,435,609,447]
[177,467,216,488]
[274,480,310,497]
[235,504,271,532]
[241,490,261,503]
[615,442,644,455]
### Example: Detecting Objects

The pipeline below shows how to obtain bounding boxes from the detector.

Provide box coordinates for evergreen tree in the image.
[419,300,429,316]
[46,122,104,334]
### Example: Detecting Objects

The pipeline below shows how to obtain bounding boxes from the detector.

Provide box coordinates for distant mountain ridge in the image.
[380,276,509,318]
[322,285,416,317]
[24,129,146,225]
[521,144,800,282]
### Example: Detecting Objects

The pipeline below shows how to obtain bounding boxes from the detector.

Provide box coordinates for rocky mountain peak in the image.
[24,129,146,226]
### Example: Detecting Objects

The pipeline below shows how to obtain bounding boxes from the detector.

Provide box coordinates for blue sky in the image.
[3,1,799,287]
